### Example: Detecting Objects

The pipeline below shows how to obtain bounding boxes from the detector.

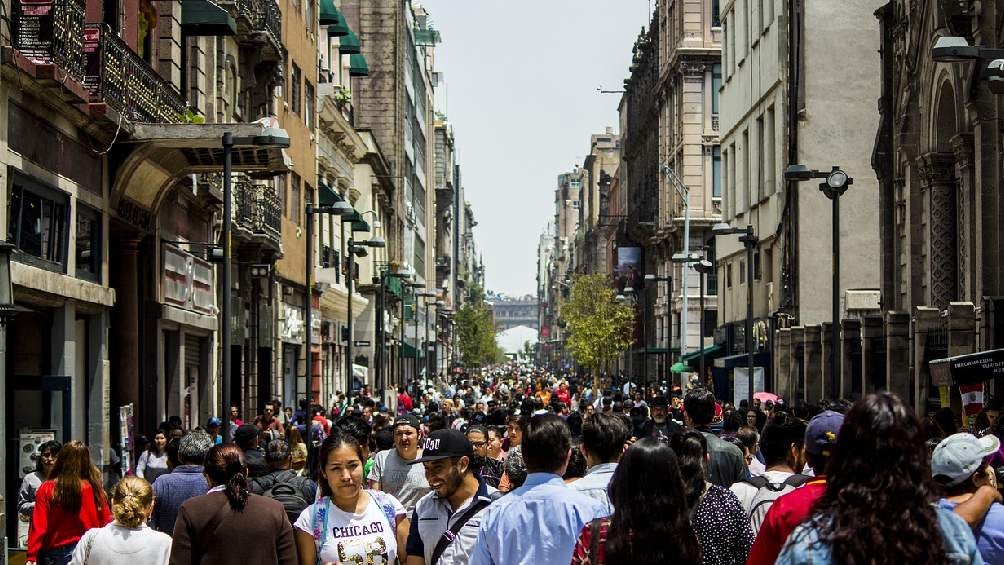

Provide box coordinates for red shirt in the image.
[746,477,827,565]
[398,392,413,413]
[571,519,609,565]
[27,480,112,561]
[312,414,331,435]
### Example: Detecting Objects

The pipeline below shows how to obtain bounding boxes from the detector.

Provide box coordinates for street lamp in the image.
[694,259,714,381]
[784,164,852,399]
[644,273,673,390]
[221,127,290,442]
[931,37,1004,94]
[345,234,385,398]
[0,241,17,325]
[712,221,758,406]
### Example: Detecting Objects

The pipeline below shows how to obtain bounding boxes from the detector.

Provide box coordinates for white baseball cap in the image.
[932,432,1000,486]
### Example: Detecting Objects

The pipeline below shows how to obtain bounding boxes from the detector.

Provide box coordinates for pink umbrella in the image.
[754,391,779,404]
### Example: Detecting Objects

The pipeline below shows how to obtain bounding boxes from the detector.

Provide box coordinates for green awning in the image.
[385,275,403,299]
[319,0,340,25]
[679,344,722,364]
[351,219,370,232]
[181,0,236,36]
[339,30,361,54]
[318,182,341,207]
[341,210,361,223]
[401,342,420,358]
[348,53,369,77]
[327,14,350,37]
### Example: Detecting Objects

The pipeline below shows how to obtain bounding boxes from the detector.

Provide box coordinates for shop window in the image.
[8,172,69,272]
[76,203,102,282]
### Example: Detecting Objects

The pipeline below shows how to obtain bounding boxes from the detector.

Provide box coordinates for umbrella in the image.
[754,391,779,404]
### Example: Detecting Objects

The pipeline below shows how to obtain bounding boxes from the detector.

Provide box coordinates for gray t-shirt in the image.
[367,448,430,512]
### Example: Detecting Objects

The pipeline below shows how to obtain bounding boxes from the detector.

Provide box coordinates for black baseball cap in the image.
[393,414,421,431]
[407,429,473,464]
[650,396,669,408]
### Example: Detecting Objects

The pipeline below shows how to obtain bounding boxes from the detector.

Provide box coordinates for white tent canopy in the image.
[497,325,538,356]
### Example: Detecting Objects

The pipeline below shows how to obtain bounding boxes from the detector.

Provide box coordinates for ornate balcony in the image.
[83,24,186,123]
[234,177,281,248]
[6,0,89,101]
[225,0,283,61]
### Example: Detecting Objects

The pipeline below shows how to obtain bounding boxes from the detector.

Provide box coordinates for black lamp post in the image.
[345,235,385,399]
[221,127,289,443]
[643,274,673,389]
[784,164,852,399]
[694,259,714,382]
[712,222,758,406]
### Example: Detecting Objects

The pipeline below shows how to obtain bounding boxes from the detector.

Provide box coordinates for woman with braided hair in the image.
[69,476,172,565]
[168,444,297,565]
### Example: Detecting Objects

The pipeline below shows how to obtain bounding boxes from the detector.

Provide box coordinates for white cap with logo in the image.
[932,432,1000,486]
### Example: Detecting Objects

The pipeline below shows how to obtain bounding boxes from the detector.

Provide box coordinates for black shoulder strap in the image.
[430,499,491,565]
[588,518,602,562]
[742,475,769,489]
[784,473,811,488]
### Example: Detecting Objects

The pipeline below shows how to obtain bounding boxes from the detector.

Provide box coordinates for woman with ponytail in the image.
[168,444,297,565]
[69,477,172,565]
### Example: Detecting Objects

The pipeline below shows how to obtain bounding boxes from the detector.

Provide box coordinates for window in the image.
[290,173,301,225]
[8,172,69,272]
[414,236,426,278]
[739,259,746,284]
[711,64,722,114]
[766,105,776,194]
[306,0,314,31]
[291,63,302,114]
[764,247,774,283]
[739,0,747,58]
[763,0,773,30]
[729,142,737,215]
[277,177,287,217]
[712,146,722,198]
[725,16,734,75]
[712,0,721,27]
[76,203,101,282]
[726,263,733,288]
[754,250,762,280]
[756,115,764,201]
[304,81,315,128]
[742,129,750,209]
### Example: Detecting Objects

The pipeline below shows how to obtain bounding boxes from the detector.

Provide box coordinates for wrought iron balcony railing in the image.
[83,24,186,123]
[234,179,281,243]
[11,0,86,82]
[233,0,281,45]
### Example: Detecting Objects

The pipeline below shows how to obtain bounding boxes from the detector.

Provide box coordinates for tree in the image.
[456,285,501,368]
[560,274,635,389]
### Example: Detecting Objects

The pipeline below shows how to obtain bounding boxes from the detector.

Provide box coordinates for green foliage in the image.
[181,108,206,124]
[561,274,635,370]
[456,284,501,367]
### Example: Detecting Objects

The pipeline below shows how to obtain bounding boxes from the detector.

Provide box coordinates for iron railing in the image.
[234,0,281,44]
[12,0,86,82]
[84,24,186,123]
[234,179,281,242]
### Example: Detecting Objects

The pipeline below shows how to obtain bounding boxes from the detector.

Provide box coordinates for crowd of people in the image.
[14,365,1004,564]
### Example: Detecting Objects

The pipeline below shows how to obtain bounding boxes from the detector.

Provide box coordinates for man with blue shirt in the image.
[470,414,607,565]
[933,432,1004,564]
[571,413,630,516]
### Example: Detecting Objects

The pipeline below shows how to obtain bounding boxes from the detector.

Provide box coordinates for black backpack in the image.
[254,471,311,523]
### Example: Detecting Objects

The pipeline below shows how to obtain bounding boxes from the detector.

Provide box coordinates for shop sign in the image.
[163,244,215,315]
[280,303,305,342]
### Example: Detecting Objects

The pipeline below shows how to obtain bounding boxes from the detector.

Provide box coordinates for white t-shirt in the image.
[294,493,405,565]
[69,522,172,565]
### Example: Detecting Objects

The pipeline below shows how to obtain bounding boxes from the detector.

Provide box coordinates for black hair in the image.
[316,430,367,499]
[581,413,630,463]
[522,414,571,473]
[336,416,373,446]
[759,417,807,467]
[374,428,395,452]
[466,425,489,440]
[204,444,249,511]
[683,388,716,427]
[166,437,182,468]
[736,426,759,453]
[427,413,447,433]
[607,439,701,563]
[35,440,62,475]
[563,445,587,480]
[669,430,708,511]
[264,438,291,463]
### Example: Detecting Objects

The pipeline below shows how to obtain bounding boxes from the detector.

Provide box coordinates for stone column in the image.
[840,318,862,399]
[804,325,823,404]
[952,134,976,302]
[775,328,792,398]
[886,311,911,400]
[111,241,142,424]
[948,302,977,356]
[913,306,942,415]
[915,153,958,309]
[821,323,834,400]
[790,326,805,402]
[51,300,80,439]
[860,315,884,394]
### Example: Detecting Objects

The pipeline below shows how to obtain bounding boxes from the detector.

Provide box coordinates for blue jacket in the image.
[151,465,208,533]
[777,506,984,564]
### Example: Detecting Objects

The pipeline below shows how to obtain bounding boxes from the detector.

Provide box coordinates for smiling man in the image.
[368,414,431,512]
[405,430,499,565]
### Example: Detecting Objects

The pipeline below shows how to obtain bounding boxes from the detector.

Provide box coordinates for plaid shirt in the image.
[479,456,505,488]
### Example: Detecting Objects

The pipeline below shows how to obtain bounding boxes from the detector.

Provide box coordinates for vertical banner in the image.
[119,403,134,476]
[959,382,984,428]
[734,367,765,407]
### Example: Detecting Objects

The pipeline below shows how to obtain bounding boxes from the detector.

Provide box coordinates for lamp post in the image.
[712,222,758,406]
[643,274,673,389]
[694,259,714,382]
[931,38,1004,94]
[344,235,385,400]
[784,164,852,399]
[221,127,289,442]
[661,165,693,361]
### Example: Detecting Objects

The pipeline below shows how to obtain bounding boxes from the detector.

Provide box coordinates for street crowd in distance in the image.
[16,365,1004,565]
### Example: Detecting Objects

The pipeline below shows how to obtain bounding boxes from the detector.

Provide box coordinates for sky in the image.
[420,0,652,297]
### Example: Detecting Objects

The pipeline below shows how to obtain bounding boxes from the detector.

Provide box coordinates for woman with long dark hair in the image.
[293,432,409,565]
[26,441,111,565]
[777,393,983,564]
[570,438,701,564]
[18,440,61,531]
[168,444,296,565]
[136,430,169,484]
[671,430,753,565]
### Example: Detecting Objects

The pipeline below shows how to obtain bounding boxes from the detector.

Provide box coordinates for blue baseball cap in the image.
[805,410,844,457]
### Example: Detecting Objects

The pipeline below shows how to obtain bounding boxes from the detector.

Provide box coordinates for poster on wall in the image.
[616,246,642,291]
[120,403,134,475]
[733,367,765,407]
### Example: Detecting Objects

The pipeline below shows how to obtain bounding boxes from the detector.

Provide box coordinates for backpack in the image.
[255,471,312,523]
[742,473,810,533]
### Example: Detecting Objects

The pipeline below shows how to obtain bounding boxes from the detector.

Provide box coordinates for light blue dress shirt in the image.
[570,462,618,518]
[470,472,607,565]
